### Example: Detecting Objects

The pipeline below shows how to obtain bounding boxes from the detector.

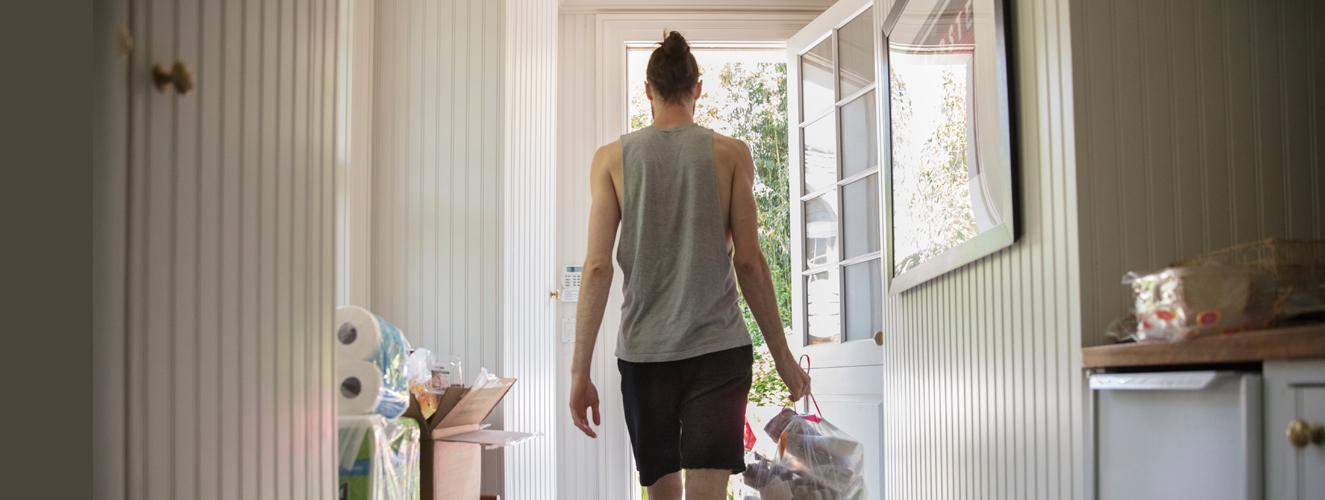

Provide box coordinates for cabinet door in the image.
[1265,360,1325,500]
[124,0,341,497]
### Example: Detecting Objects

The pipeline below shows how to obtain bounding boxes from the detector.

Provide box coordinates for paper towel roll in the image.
[338,360,386,415]
[339,360,410,418]
[336,306,410,418]
[335,306,387,362]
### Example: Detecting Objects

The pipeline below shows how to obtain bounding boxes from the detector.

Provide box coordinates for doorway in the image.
[625,45,794,500]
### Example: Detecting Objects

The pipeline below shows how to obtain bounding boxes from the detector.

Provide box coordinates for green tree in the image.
[891,66,978,273]
[716,64,794,408]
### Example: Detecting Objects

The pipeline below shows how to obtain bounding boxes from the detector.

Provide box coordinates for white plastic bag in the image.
[337,415,421,500]
[742,408,866,500]
[1122,265,1273,342]
[404,348,437,419]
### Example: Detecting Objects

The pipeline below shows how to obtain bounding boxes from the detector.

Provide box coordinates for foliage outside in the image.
[889,65,979,274]
[629,61,794,408]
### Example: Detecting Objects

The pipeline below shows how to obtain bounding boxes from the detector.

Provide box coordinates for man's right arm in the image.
[568,141,621,438]
[727,139,811,402]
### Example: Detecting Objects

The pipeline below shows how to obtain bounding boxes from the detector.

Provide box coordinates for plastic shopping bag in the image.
[741,407,866,500]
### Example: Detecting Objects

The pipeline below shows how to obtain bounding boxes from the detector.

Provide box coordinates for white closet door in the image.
[120,0,339,498]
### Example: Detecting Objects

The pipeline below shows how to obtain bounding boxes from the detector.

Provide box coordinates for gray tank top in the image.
[614,123,752,363]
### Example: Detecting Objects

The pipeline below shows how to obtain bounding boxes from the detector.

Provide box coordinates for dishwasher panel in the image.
[1093,371,1262,500]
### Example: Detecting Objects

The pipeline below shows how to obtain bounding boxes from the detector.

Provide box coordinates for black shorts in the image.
[618,344,754,487]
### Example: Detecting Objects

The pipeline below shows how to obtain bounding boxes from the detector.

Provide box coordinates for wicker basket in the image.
[1168,239,1325,326]
[1172,238,1325,286]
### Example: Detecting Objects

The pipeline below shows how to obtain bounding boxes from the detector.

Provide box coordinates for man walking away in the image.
[567,31,812,500]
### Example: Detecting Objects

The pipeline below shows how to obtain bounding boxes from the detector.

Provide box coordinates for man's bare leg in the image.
[682,469,730,500]
[647,471,683,500]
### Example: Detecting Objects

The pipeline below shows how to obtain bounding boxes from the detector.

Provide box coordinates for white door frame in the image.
[336,0,375,309]
[593,13,813,499]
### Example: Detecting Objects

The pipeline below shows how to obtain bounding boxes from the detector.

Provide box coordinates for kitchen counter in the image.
[1082,323,1325,369]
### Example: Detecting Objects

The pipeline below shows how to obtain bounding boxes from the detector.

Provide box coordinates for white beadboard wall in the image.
[108,0,341,497]
[370,0,504,384]
[1072,0,1325,347]
[368,0,508,494]
[503,1,561,498]
[555,13,601,500]
[875,0,1086,499]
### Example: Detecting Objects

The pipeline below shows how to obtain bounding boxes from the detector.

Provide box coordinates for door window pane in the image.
[806,271,841,344]
[803,114,837,193]
[838,8,875,98]
[801,38,835,118]
[840,90,877,179]
[804,192,839,268]
[842,174,881,260]
[843,260,882,342]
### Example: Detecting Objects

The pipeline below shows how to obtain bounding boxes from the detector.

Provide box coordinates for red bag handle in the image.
[798,354,822,421]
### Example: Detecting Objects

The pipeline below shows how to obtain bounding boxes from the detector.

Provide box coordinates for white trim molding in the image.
[560,0,834,16]
[595,13,816,147]
[337,0,375,309]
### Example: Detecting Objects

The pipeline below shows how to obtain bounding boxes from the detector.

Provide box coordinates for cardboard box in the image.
[402,378,535,500]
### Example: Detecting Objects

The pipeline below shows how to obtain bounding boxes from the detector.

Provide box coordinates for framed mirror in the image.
[882,0,1017,294]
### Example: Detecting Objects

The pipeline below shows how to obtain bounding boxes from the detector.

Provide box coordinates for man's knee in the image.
[683,468,733,500]
[647,471,683,500]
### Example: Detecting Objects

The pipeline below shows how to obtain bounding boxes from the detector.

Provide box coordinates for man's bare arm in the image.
[568,142,621,438]
[571,142,620,378]
[727,140,811,401]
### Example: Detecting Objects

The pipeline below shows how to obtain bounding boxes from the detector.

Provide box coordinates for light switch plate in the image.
[561,317,576,343]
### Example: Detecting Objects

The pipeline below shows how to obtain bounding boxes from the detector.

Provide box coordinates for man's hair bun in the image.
[659,31,691,57]
[646,31,700,103]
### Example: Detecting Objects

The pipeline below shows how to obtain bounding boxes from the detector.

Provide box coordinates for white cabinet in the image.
[93,0,342,496]
[1265,360,1325,500]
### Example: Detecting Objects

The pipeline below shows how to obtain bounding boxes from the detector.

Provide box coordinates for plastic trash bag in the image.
[741,408,866,500]
[1121,265,1274,342]
[338,415,421,500]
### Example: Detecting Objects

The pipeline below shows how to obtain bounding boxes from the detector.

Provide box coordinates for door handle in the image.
[1287,420,1312,448]
[153,62,194,95]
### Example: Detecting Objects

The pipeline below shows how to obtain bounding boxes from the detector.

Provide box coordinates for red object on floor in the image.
[744,418,757,451]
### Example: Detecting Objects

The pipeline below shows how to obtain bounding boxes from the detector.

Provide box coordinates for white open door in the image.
[787,0,887,496]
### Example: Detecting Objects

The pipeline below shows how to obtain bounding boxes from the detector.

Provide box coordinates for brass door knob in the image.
[873,331,883,346]
[549,290,561,299]
[1312,423,1325,446]
[153,62,194,95]
[1287,419,1312,448]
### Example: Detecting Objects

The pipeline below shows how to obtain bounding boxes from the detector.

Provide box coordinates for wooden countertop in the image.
[1082,323,1325,369]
